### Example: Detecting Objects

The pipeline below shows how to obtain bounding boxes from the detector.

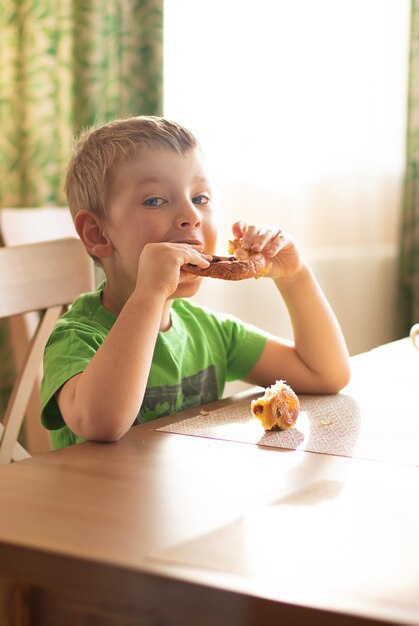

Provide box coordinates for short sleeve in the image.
[41,325,104,430]
[217,314,269,381]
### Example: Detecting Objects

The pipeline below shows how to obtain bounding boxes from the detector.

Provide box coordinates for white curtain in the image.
[164,1,410,369]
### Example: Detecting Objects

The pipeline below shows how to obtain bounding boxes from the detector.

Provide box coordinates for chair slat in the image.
[0,423,29,460]
[0,238,95,463]
[0,306,63,465]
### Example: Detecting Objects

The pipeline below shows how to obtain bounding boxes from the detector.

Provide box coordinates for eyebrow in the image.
[193,176,211,186]
[135,175,165,185]
[134,175,211,187]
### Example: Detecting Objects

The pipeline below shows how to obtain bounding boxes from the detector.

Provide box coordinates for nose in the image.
[175,200,202,229]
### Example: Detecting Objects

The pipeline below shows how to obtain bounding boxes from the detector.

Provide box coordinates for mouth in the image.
[172,239,205,251]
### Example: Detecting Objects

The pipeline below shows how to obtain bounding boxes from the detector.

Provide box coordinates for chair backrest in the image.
[0,238,95,464]
[0,207,80,456]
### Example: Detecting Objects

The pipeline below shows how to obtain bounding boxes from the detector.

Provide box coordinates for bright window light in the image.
[164,0,409,193]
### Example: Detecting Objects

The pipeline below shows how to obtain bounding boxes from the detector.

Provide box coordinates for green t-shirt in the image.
[41,286,269,449]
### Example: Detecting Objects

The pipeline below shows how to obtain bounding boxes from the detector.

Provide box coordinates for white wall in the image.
[192,244,398,397]
[164,1,409,396]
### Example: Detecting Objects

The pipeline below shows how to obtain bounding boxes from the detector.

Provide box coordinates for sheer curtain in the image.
[164,0,410,362]
[399,0,419,334]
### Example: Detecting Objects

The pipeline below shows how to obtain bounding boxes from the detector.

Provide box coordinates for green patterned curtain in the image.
[0,0,163,208]
[398,0,419,335]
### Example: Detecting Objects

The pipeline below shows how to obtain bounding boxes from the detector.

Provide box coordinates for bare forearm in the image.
[58,242,213,441]
[61,293,165,440]
[276,265,350,390]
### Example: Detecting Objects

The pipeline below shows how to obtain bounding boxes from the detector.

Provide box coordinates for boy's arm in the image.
[234,221,351,394]
[245,265,351,393]
[56,243,211,442]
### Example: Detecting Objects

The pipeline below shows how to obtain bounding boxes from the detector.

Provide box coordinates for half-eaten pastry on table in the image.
[251,380,300,431]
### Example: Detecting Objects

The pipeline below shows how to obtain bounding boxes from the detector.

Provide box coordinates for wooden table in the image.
[0,339,418,626]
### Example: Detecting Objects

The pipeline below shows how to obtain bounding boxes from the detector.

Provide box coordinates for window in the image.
[164,0,410,249]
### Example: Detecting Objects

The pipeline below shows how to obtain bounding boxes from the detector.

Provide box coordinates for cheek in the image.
[204,220,218,254]
[146,213,176,239]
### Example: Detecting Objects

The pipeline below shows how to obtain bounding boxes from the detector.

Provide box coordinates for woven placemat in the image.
[158,383,419,465]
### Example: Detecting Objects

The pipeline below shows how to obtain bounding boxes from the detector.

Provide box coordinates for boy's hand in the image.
[232,219,306,282]
[136,242,212,299]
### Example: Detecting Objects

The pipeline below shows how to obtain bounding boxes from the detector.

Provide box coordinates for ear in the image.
[74,209,113,259]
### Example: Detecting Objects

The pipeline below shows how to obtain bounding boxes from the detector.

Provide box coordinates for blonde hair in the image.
[65,116,198,219]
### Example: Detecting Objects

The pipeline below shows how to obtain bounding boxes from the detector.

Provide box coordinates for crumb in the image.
[320,419,337,426]
[199,410,210,416]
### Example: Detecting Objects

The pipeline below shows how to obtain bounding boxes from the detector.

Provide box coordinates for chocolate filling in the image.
[187,255,236,268]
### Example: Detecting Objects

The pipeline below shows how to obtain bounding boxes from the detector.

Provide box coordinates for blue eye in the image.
[192,195,210,206]
[144,197,165,207]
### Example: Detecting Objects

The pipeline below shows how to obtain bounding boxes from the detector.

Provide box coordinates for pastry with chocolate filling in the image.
[184,238,272,280]
[251,380,300,431]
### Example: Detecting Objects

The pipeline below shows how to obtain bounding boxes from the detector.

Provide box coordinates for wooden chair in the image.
[0,238,95,464]
[0,208,78,454]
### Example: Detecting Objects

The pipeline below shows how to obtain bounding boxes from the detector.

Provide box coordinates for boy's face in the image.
[102,146,217,300]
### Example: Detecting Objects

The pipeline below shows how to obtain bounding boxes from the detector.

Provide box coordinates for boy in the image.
[41,116,350,448]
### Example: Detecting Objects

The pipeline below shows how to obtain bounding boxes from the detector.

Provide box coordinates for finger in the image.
[243,226,281,251]
[232,219,247,240]
[249,228,274,252]
[188,253,212,268]
[263,231,286,256]
[182,250,211,269]
[240,224,262,249]
[169,243,212,268]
